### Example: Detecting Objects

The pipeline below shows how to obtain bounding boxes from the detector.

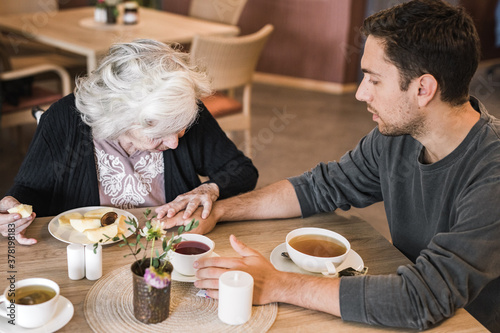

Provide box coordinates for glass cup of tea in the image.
[0,278,60,328]
[285,227,351,275]
[170,234,214,276]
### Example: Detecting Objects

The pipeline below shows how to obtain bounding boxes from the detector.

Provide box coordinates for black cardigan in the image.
[6,94,258,217]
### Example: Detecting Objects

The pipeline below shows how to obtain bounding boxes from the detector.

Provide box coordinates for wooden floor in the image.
[2,60,500,242]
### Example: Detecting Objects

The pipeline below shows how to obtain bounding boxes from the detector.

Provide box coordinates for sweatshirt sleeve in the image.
[340,174,500,330]
[288,128,384,217]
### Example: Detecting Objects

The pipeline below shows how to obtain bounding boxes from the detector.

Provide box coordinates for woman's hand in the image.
[155,206,218,235]
[156,182,219,220]
[0,196,37,245]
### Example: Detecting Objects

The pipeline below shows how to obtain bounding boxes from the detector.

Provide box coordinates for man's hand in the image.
[194,235,284,304]
[0,196,37,245]
[156,183,219,220]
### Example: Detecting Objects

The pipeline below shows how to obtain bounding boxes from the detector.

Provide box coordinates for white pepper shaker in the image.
[85,244,102,280]
[67,243,85,280]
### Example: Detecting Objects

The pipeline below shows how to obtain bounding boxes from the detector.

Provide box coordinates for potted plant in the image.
[94,208,198,324]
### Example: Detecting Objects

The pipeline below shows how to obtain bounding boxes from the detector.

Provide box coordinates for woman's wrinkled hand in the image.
[155,182,219,220]
[154,206,218,235]
[0,196,37,245]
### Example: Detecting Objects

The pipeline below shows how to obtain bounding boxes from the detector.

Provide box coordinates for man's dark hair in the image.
[361,0,480,106]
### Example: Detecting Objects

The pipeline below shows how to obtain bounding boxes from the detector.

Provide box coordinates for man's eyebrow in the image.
[361,68,382,77]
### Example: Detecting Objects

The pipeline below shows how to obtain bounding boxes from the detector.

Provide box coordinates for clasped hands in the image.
[155,182,220,234]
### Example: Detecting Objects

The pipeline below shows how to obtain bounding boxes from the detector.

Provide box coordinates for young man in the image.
[157,0,500,330]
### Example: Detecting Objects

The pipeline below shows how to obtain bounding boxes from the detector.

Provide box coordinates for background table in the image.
[0,208,487,332]
[0,6,240,73]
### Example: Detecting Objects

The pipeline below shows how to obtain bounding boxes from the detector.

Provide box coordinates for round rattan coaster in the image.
[84,264,278,332]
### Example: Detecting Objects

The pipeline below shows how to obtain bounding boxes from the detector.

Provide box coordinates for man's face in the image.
[355,36,425,137]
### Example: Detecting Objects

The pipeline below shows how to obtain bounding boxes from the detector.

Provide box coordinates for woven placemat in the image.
[84,264,278,332]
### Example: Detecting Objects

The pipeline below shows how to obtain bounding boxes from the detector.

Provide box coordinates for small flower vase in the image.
[131,259,173,324]
[105,5,118,24]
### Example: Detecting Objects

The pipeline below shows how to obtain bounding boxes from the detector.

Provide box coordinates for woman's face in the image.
[118,128,186,155]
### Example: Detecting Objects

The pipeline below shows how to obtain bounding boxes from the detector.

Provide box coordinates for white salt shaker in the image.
[85,244,102,280]
[67,243,85,280]
[218,270,254,325]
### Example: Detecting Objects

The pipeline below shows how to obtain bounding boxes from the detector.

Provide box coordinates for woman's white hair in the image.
[74,39,212,140]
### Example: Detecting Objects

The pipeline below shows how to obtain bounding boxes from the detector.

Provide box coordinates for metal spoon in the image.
[100,211,118,226]
[281,251,291,260]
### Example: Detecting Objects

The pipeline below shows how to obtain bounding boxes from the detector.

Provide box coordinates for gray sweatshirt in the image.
[289,97,500,331]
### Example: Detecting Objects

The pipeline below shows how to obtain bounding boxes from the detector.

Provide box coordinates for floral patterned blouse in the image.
[93,139,166,209]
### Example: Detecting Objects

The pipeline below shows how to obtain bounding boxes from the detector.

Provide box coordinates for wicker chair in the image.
[0,0,85,72]
[188,0,248,25]
[0,47,71,149]
[190,24,274,156]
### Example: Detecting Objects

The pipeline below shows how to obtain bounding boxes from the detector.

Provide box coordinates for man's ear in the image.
[416,74,438,107]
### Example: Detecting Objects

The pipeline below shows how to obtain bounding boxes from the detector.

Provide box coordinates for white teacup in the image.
[0,278,60,328]
[285,227,350,275]
[170,234,214,276]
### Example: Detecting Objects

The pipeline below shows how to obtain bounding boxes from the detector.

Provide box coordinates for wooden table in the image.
[0,6,240,74]
[0,209,486,332]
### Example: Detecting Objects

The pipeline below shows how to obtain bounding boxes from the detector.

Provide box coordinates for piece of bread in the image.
[7,204,33,218]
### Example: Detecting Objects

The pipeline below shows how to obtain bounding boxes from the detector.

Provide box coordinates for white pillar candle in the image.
[218,270,254,325]
[85,244,102,280]
[67,244,85,280]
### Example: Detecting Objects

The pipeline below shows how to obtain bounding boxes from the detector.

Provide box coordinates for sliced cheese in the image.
[83,207,115,219]
[115,215,127,235]
[70,218,101,233]
[7,204,33,218]
[85,224,118,243]
[58,212,83,225]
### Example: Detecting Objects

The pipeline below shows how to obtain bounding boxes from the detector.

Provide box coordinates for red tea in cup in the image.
[174,240,210,255]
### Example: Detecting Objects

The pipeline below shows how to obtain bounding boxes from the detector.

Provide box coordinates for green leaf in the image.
[112,237,120,241]
[136,248,141,254]
[192,220,199,229]
[178,225,185,234]
[144,208,151,218]
[172,237,182,244]
[146,220,151,229]
[119,244,126,247]
[129,243,136,246]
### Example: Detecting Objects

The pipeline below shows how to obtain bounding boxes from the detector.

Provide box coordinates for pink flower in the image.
[144,266,171,289]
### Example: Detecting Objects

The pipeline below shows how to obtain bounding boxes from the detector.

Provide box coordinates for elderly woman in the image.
[0,39,258,245]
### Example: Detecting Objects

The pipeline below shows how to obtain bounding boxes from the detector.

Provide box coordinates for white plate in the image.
[172,252,220,282]
[0,296,74,333]
[48,206,137,245]
[270,243,364,276]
